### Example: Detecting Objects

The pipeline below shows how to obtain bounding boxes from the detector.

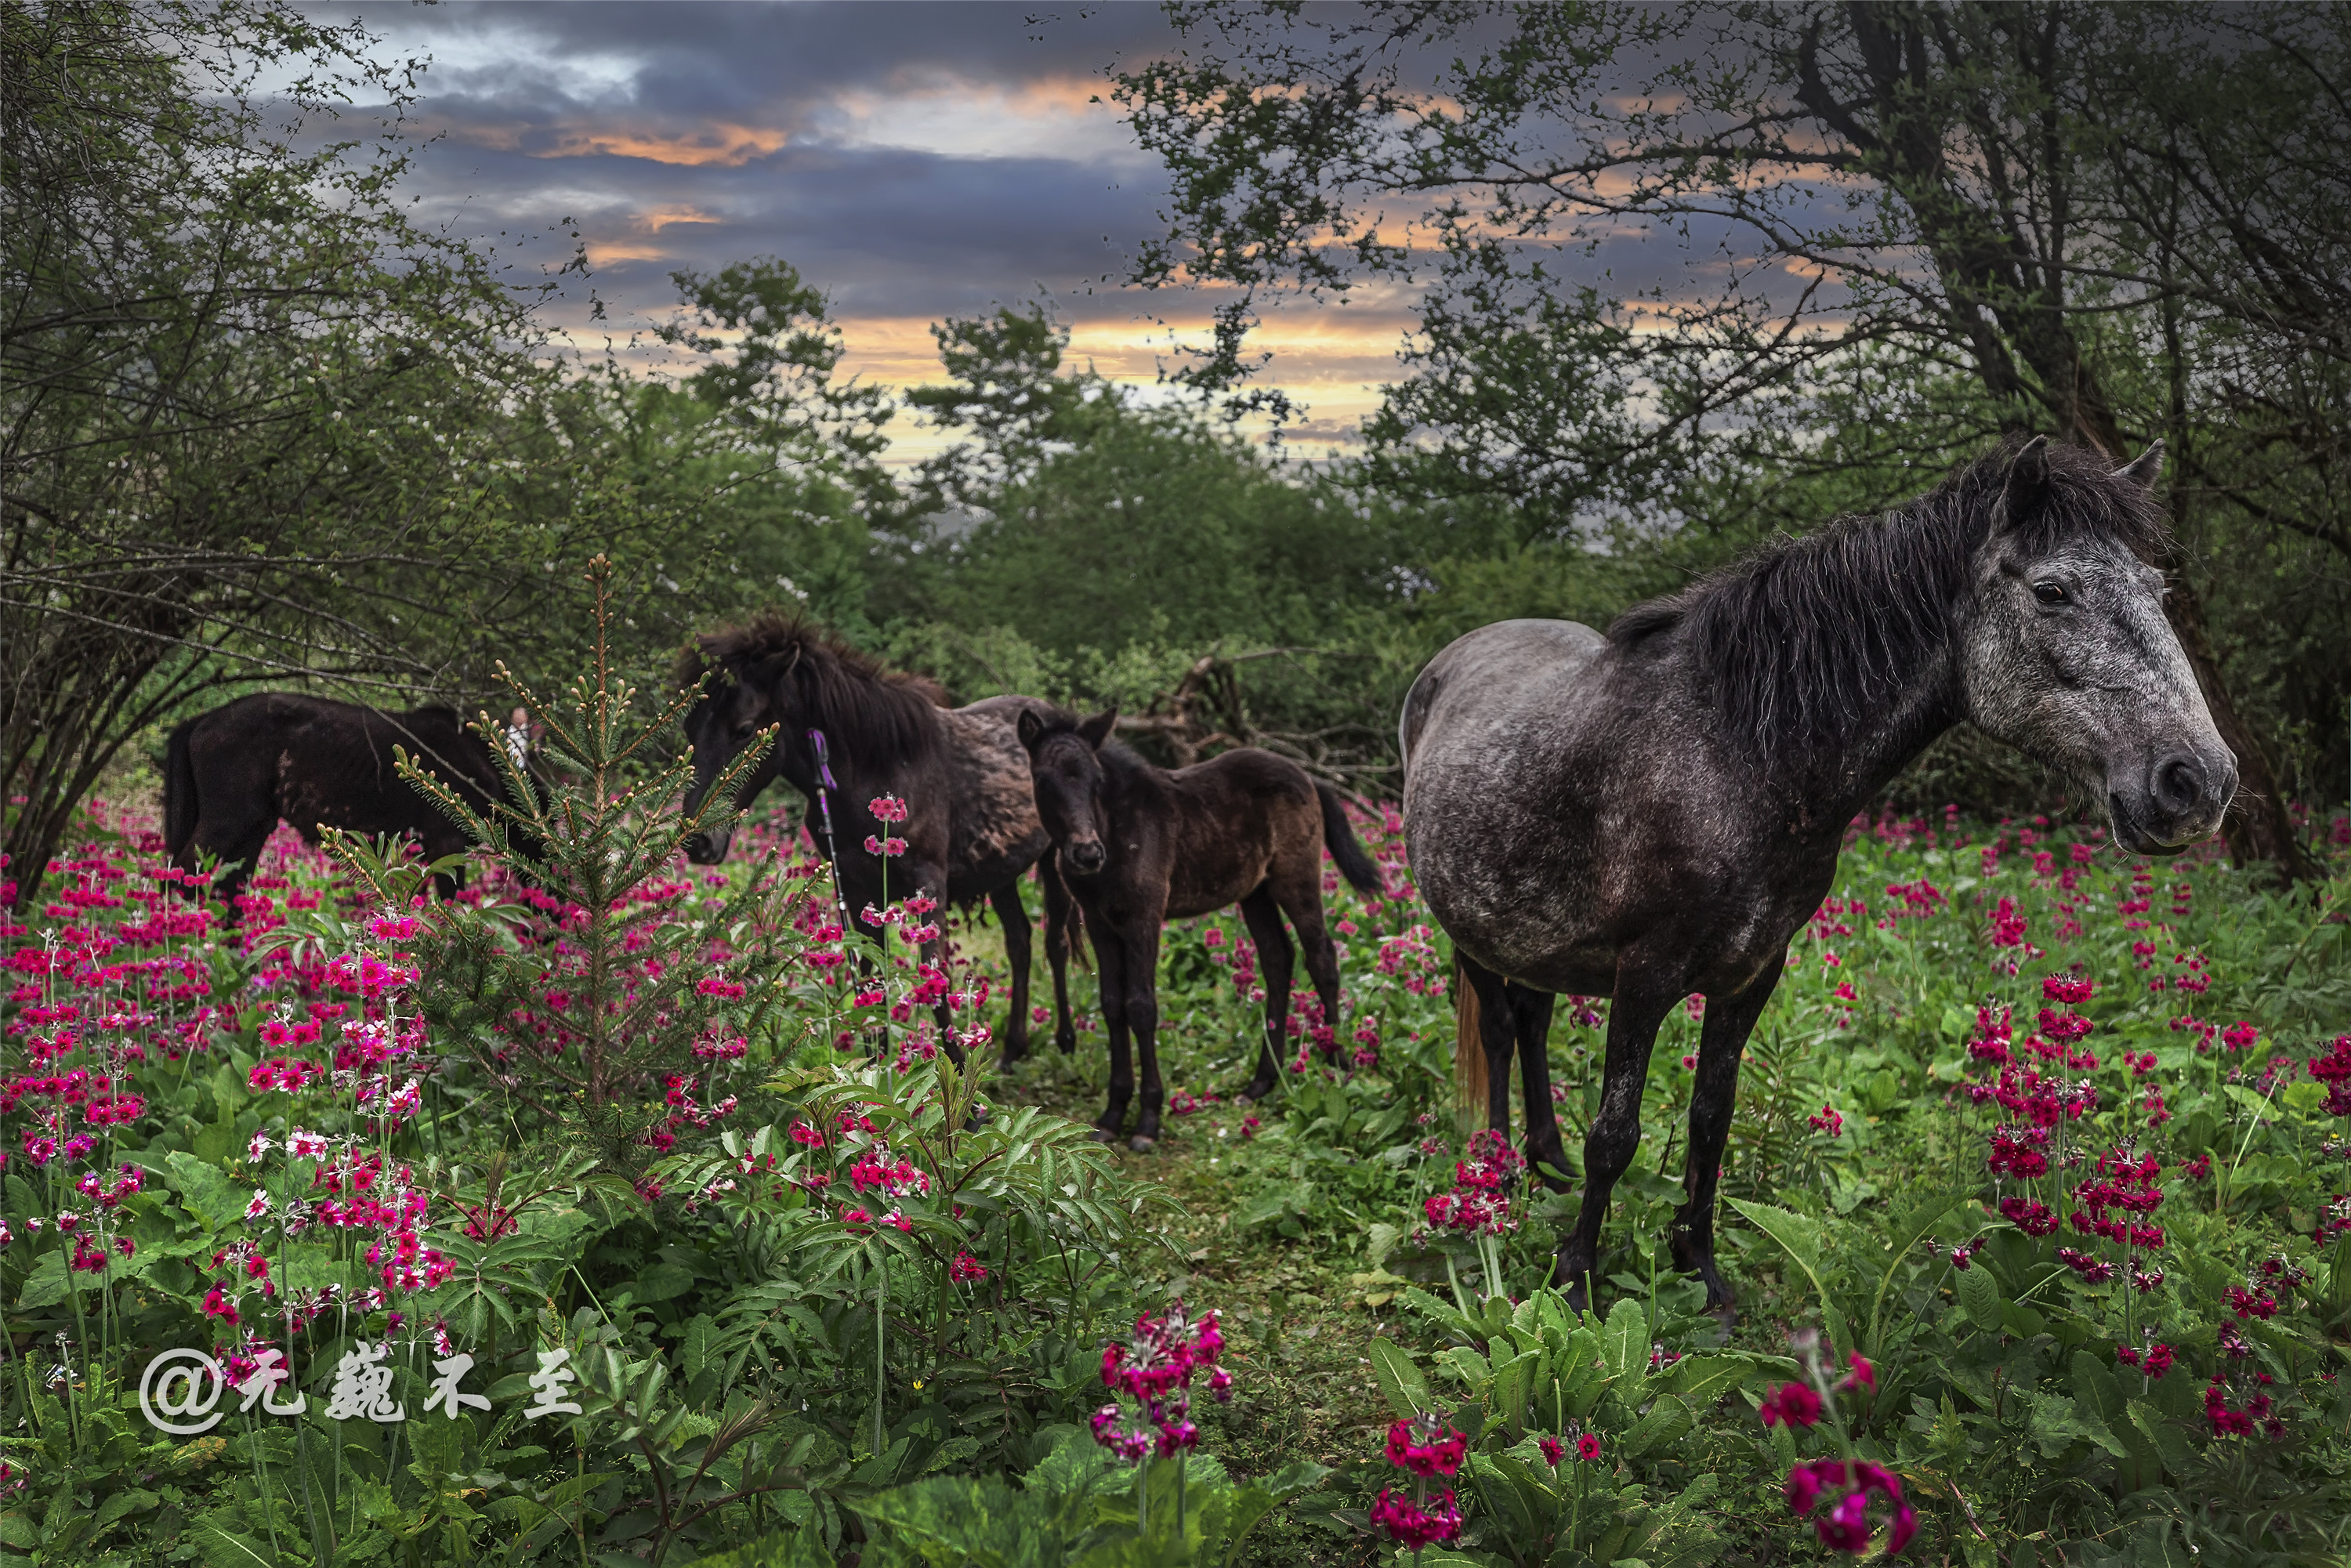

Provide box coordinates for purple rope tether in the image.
[807,729,852,930]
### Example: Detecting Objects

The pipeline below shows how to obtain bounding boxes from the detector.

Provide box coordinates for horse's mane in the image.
[679,611,947,766]
[1607,437,2172,750]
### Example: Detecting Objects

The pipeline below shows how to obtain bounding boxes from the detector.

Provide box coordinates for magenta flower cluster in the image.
[1089,1302,1230,1463]
[1371,1413,1467,1548]
[1784,1458,1917,1554]
[1422,1127,1523,1236]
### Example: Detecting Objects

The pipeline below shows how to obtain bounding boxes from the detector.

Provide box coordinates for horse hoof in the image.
[1236,1078,1275,1103]
[1056,1034,1078,1056]
[1128,1135,1157,1153]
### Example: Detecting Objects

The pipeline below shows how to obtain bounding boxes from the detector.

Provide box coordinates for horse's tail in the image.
[1315,783,1381,895]
[1454,955,1486,1122]
[1040,853,1089,975]
[162,719,200,863]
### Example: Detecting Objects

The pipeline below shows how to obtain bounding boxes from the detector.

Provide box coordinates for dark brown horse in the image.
[164,693,516,907]
[676,614,1077,1066]
[1400,438,2236,1316]
[1016,708,1382,1150]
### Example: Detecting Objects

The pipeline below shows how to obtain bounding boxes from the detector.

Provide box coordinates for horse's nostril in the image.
[2154,755,2204,815]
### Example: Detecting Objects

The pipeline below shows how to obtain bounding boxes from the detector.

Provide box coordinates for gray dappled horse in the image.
[1398,437,2237,1316]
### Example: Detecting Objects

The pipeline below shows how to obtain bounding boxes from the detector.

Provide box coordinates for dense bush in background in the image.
[16,2,2350,889]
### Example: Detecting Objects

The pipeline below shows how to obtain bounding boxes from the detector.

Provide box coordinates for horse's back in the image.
[1150,747,1318,918]
[1171,745,1316,804]
[1400,620,1608,774]
[938,697,1055,901]
[1399,620,1634,993]
[182,693,494,846]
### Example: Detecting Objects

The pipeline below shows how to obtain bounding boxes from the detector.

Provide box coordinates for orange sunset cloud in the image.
[538,122,789,166]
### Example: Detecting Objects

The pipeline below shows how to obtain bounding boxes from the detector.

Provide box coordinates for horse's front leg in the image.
[1556,960,1681,1313]
[1124,922,1167,1152]
[1040,857,1079,1054]
[990,880,1033,1068]
[1092,927,1132,1142]
[1672,968,1781,1320]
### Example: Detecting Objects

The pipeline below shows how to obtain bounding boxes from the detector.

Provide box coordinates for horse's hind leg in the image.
[1673,969,1781,1319]
[1505,987,1569,1190]
[1556,961,1681,1313]
[1234,887,1294,1101]
[990,880,1033,1067]
[1270,860,1344,1064]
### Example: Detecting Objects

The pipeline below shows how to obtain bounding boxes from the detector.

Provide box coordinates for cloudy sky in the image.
[314,1,1423,462]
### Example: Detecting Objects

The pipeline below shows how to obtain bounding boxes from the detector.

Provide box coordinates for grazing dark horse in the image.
[165,694,514,907]
[1016,708,1382,1150]
[1399,437,2237,1315]
[676,614,1076,1066]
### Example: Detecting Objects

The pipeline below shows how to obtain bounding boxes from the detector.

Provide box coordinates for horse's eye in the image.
[2032,581,2068,607]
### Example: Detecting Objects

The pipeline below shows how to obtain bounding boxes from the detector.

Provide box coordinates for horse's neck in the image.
[1097,749,1163,831]
[1770,638,1965,834]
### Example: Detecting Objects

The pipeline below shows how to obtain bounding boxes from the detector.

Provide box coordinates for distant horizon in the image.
[305,1,1421,467]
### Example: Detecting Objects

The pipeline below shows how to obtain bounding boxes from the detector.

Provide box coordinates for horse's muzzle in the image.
[2110,745,2237,853]
[683,827,734,865]
[1064,838,1106,875]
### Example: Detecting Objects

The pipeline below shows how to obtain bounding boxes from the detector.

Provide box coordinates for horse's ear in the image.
[1078,708,1118,750]
[1016,709,1044,754]
[1997,435,2052,532]
[2114,440,2164,491]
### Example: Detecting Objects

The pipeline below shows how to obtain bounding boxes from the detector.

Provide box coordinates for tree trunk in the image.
[2156,568,2320,882]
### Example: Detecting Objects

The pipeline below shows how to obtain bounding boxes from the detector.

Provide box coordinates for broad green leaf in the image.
[1599,1296,1648,1384]
[2025,1389,2126,1459]
[1864,1192,1972,1350]
[15,1251,67,1310]
[1219,1459,1330,1568]
[189,1519,279,1568]
[1726,1200,1848,1343]
[852,1474,1027,1568]
[1955,1261,2002,1331]
[681,1314,720,1380]
[1620,1395,1693,1459]
[1661,1352,1762,1404]
[1369,1339,1433,1418]
[2069,1351,2125,1424]
[2128,1400,2197,1475]
[96,1488,161,1531]
[694,1528,839,1568]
